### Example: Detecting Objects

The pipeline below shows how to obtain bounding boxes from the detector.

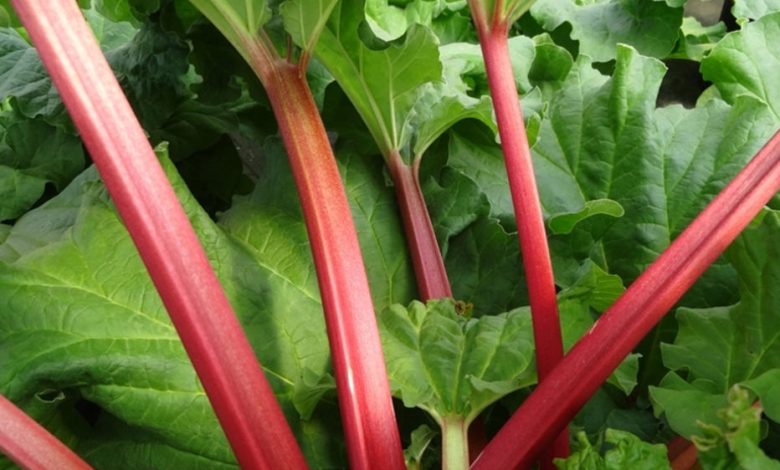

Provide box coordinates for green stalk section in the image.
[388,152,453,300]
[468,8,567,467]
[472,131,780,469]
[0,394,92,470]
[441,416,470,470]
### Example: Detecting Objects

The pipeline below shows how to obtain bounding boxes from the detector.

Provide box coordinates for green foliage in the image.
[696,386,780,470]
[3,1,780,468]
[651,210,780,439]
[555,429,671,470]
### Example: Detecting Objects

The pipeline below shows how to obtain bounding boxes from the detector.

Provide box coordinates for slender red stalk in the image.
[471,130,780,470]
[388,152,453,300]
[257,62,405,470]
[0,395,92,470]
[11,2,307,468]
[470,12,568,466]
[668,437,698,470]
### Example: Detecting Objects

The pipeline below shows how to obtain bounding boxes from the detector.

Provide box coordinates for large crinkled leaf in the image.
[0,113,85,221]
[0,150,338,468]
[532,46,777,285]
[0,8,138,125]
[695,386,780,470]
[444,217,526,314]
[555,429,671,470]
[701,12,780,122]
[106,22,192,131]
[732,0,780,20]
[530,0,683,62]
[0,28,67,123]
[382,262,634,427]
[650,210,780,438]
[379,298,536,422]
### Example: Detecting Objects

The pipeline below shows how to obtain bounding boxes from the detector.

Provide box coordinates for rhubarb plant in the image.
[3,1,780,469]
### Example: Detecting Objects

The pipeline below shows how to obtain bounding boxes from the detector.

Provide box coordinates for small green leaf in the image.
[403,424,438,469]
[555,429,671,470]
[548,199,624,235]
[695,386,780,470]
[380,299,535,422]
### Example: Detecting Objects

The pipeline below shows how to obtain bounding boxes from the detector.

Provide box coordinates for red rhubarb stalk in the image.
[185,3,405,467]
[471,130,780,470]
[388,152,453,299]
[468,3,567,465]
[0,395,92,470]
[11,2,307,468]
[264,63,406,470]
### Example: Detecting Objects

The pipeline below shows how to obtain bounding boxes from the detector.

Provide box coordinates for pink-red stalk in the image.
[251,60,405,469]
[471,130,780,470]
[668,437,698,470]
[470,12,568,466]
[388,152,453,300]
[11,2,307,468]
[0,395,92,470]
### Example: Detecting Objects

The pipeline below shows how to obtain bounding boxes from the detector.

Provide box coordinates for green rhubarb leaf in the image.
[701,12,780,122]
[530,0,683,62]
[732,0,780,20]
[280,0,339,54]
[554,429,671,470]
[0,148,340,468]
[403,424,437,470]
[219,136,416,315]
[0,28,67,123]
[187,0,270,58]
[363,0,438,41]
[669,17,726,62]
[423,166,490,254]
[532,46,777,286]
[695,386,780,470]
[0,113,86,221]
[548,199,624,236]
[379,298,536,422]
[314,0,442,157]
[650,210,780,438]
[444,218,527,314]
[106,22,192,131]
[312,0,496,163]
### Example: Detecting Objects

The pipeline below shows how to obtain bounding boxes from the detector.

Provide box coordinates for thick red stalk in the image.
[0,395,92,470]
[388,152,453,300]
[260,63,405,470]
[11,2,307,469]
[471,16,568,466]
[471,130,780,470]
